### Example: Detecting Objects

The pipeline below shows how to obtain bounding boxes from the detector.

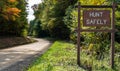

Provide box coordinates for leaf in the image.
[8,0,16,3]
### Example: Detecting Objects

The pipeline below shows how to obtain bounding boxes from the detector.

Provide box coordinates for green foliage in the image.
[115,42,120,52]
[16,0,28,36]
[108,0,120,43]
[29,0,78,39]
[64,6,78,42]
[115,5,120,43]
[28,20,35,36]
[28,19,50,38]
[28,0,120,42]
[48,18,70,39]
[35,20,49,37]
[81,32,110,59]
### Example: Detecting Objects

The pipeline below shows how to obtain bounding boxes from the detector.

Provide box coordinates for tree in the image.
[0,0,28,36]
[0,0,21,21]
[16,0,28,36]
[29,0,78,39]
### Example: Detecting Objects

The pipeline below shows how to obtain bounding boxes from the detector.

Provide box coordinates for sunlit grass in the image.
[27,41,120,71]
[27,41,85,71]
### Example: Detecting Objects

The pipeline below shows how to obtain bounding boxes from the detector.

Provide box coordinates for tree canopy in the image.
[0,0,28,36]
[29,0,120,43]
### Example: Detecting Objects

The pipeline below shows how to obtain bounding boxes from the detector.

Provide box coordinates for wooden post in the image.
[111,2,115,68]
[76,2,117,68]
[77,2,81,66]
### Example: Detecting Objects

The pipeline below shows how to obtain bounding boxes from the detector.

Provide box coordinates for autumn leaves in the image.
[0,0,21,21]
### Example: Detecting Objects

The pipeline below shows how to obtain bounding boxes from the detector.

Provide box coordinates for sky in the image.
[27,0,42,23]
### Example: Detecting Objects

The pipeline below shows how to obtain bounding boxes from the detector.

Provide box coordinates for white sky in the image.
[27,0,42,23]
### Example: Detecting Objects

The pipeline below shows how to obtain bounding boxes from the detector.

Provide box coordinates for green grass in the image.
[27,41,84,71]
[27,41,120,71]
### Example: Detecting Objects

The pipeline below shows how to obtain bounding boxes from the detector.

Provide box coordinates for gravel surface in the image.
[0,38,52,71]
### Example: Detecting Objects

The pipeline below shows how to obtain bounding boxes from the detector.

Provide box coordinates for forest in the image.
[29,0,120,43]
[0,0,120,70]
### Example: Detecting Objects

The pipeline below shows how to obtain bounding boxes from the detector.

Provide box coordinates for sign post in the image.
[77,2,117,68]
[77,2,81,66]
[111,2,115,68]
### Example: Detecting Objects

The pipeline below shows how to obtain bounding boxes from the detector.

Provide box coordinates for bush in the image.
[48,18,70,39]
[115,24,120,43]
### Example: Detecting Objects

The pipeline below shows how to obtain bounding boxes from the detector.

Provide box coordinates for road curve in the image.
[0,38,52,71]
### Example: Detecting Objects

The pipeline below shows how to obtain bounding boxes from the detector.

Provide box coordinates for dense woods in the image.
[0,0,28,36]
[29,0,120,61]
[29,0,120,42]
[29,0,78,39]
[0,0,119,70]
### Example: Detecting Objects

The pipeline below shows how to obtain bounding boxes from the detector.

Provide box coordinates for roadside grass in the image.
[0,36,36,49]
[27,41,120,71]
